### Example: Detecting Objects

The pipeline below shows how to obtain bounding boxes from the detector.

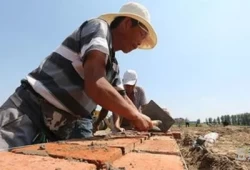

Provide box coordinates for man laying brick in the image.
[0,2,157,150]
[93,69,148,133]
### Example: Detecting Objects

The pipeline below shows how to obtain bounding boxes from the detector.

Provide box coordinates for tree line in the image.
[205,113,250,126]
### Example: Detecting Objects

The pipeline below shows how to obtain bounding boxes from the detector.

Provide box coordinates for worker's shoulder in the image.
[83,18,110,30]
[78,18,110,37]
[135,86,145,93]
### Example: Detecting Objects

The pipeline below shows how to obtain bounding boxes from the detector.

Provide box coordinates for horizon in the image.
[1,0,250,122]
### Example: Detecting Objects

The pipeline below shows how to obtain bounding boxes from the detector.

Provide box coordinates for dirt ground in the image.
[172,125,250,170]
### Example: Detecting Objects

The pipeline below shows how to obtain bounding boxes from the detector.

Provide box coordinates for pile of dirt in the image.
[183,133,195,146]
[182,147,247,170]
[177,126,250,170]
[236,127,250,133]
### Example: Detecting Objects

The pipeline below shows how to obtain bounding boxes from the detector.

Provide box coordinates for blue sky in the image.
[1,0,250,122]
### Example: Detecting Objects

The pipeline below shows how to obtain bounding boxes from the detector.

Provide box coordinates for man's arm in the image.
[112,94,138,131]
[84,51,140,121]
[92,92,138,132]
[110,69,139,131]
[124,95,138,111]
[80,19,152,131]
[84,55,153,131]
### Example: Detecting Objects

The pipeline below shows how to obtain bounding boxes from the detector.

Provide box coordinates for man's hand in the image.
[113,126,125,133]
[122,95,153,131]
[131,113,153,131]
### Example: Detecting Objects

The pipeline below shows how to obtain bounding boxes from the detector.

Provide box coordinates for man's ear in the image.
[123,17,132,30]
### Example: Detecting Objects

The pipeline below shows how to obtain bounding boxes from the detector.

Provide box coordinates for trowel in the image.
[142,100,175,132]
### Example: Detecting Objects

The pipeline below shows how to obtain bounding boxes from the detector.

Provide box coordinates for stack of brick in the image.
[0,131,184,170]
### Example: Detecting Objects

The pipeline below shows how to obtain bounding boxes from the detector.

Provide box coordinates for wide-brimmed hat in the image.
[99,2,157,49]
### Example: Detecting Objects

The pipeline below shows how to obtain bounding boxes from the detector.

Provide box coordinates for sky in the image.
[0,0,250,122]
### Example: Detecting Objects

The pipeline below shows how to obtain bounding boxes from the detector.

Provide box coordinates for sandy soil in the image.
[172,125,250,170]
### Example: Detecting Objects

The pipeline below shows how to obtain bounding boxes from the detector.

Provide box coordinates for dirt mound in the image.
[181,147,247,170]
[236,127,250,133]
[183,133,195,146]
[177,126,250,170]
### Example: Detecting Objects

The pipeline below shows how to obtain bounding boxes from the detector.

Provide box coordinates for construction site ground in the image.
[174,125,250,170]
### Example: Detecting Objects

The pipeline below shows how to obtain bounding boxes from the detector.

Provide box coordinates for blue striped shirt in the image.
[26,19,124,119]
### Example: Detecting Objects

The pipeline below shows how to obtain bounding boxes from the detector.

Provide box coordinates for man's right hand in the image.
[131,113,153,131]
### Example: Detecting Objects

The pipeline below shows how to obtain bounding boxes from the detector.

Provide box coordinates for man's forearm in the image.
[85,77,139,121]
[124,95,138,111]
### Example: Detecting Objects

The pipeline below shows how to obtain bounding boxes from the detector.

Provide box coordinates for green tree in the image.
[208,117,213,124]
[246,113,250,126]
[237,114,241,125]
[213,118,217,124]
[228,115,232,124]
[231,115,237,125]
[242,113,246,125]
[221,116,224,123]
[217,117,220,124]
[243,113,250,126]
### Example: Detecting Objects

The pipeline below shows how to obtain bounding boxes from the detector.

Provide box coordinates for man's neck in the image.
[111,29,122,52]
[127,89,135,97]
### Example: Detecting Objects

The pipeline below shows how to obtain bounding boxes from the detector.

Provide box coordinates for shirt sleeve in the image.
[79,19,110,61]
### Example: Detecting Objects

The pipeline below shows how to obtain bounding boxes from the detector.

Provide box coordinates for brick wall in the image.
[0,131,185,170]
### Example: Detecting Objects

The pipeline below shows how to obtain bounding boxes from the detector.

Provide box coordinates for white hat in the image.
[99,2,157,49]
[123,70,138,85]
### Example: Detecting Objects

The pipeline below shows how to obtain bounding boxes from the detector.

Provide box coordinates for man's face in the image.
[124,84,135,94]
[119,18,148,53]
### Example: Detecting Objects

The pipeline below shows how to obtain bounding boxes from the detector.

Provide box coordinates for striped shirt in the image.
[26,18,124,119]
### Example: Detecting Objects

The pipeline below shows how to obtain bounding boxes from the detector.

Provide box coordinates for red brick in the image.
[134,139,180,155]
[151,132,173,136]
[67,137,142,154]
[113,152,184,170]
[11,144,48,156]
[0,152,96,170]
[150,135,175,141]
[151,131,181,139]
[137,131,151,137]
[45,143,123,166]
[106,132,150,141]
[172,131,181,139]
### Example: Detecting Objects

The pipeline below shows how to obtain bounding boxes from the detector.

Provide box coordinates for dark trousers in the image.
[0,82,92,150]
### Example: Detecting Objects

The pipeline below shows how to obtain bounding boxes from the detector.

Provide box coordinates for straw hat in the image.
[99,2,157,49]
